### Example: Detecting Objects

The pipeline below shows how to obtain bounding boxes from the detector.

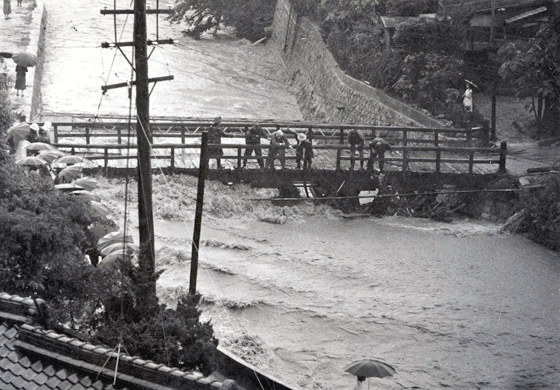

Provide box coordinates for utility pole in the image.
[101,0,174,294]
[490,0,496,46]
[134,0,155,287]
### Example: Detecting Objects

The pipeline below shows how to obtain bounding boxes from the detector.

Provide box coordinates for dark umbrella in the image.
[0,52,12,58]
[344,359,396,379]
[12,52,37,67]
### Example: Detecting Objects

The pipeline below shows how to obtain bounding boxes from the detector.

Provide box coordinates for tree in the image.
[170,0,276,41]
[497,18,560,137]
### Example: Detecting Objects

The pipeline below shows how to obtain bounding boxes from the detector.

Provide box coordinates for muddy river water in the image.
[156,216,560,390]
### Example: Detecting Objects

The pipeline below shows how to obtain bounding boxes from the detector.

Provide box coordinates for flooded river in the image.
[156,215,560,390]
[41,1,559,389]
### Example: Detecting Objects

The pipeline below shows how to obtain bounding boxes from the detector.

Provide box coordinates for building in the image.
[0,292,240,390]
[438,0,559,51]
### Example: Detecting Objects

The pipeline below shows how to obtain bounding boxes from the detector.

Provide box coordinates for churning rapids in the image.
[155,215,560,390]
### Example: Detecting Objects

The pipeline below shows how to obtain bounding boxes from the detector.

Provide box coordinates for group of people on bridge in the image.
[206,117,392,173]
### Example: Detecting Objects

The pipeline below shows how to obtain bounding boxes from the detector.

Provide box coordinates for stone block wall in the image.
[30,4,47,121]
[269,0,445,128]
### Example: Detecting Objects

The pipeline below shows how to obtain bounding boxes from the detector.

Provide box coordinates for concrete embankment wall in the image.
[269,0,445,128]
[30,3,47,121]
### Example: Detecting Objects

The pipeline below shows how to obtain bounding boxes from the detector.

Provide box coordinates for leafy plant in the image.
[170,0,276,41]
[497,17,560,137]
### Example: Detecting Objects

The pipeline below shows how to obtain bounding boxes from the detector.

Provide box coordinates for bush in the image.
[515,176,560,251]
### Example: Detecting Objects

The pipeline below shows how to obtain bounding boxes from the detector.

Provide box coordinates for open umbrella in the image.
[90,201,111,218]
[5,122,30,146]
[99,242,138,257]
[97,230,134,252]
[344,359,396,379]
[75,176,97,191]
[56,165,83,183]
[25,142,57,152]
[98,250,132,270]
[71,190,102,202]
[54,183,84,192]
[0,52,12,58]
[16,156,48,167]
[12,52,37,67]
[38,149,65,163]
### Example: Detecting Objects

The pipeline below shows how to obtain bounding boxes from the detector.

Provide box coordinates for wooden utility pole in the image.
[190,132,209,295]
[101,1,174,294]
[134,0,156,286]
[490,0,496,46]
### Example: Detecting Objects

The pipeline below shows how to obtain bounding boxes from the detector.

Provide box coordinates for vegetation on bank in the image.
[0,141,218,374]
[504,175,560,252]
[171,0,560,137]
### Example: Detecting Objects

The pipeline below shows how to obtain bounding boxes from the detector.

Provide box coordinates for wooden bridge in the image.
[49,117,506,177]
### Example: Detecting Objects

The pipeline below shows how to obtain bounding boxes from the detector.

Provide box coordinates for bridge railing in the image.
[53,141,506,175]
[51,121,489,146]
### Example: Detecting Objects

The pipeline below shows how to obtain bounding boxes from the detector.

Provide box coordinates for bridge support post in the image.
[499,141,507,174]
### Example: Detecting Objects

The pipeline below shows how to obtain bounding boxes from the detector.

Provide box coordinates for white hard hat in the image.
[297,133,306,142]
[42,121,52,131]
[30,123,39,131]
[276,130,284,137]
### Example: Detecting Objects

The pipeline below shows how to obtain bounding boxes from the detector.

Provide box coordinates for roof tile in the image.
[1,369,17,384]
[67,373,80,384]
[71,383,86,390]
[57,380,72,390]
[32,372,48,385]
[31,360,44,373]
[2,383,18,390]
[42,365,56,377]
[19,355,32,368]
[44,375,61,388]
[56,368,69,380]
[11,375,28,388]
[91,380,104,390]
[6,351,20,363]
[3,327,18,339]
[22,380,40,390]
[0,344,13,357]
[79,376,92,387]
[8,362,26,376]
[0,357,14,371]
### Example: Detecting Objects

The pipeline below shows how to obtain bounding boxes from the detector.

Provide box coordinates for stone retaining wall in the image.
[269,0,445,128]
[30,3,47,121]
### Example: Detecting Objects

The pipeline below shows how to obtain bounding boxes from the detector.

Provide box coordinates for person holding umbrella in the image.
[3,0,11,19]
[15,64,27,96]
[12,52,37,97]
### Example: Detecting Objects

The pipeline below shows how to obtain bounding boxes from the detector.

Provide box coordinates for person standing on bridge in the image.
[243,124,265,169]
[295,133,313,170]
[347,129,365,170]
[207,116,228,169]
[368,135,392,173]
[267,129,292,170]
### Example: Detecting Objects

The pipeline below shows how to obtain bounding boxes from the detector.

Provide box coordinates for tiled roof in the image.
[441,0,552,13]
[0,292,240,390]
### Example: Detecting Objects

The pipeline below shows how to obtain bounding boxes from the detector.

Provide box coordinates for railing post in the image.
[85,127,90,145]
[434,131,440,173]
[54,124,58,143]
[170,147,175,170]
[469,151,474,174]
[237,146,242,169]
[118,128,122,145]
[104,148,109,176]
[336,128,343,171]
[499,141,507,174]
[181,127,185,144]
[402,130,408,172]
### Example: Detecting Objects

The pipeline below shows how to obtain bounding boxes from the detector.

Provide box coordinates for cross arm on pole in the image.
[101,9,174,15]
[101,39,174,48]
[101,75,174,93]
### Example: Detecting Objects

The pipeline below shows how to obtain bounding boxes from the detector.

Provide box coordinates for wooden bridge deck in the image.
[48,119,505,176]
